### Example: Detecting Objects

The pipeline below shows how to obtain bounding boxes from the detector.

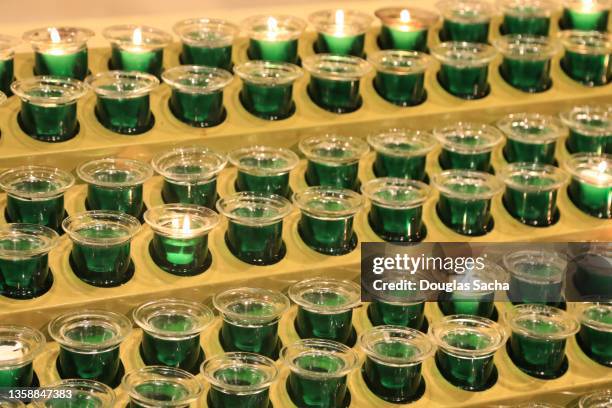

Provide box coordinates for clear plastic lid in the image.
[77,158,153,188]
[293,186,363,219]
[431,42,497,67]
[229,145,299,176]
[375,7,439,29]
[144,204,219,238]
[434,122,503,154]
[11,76,88,106]
[281,339,359,379]
[497,112,565,144]
[430,315,507,357]
[162,65,233,94]
[359,326,435,367]
[507,304,579,340]
[0,325,45,367]
[559,30,612,55]
[201,352,278,394]
[23,27,94,53]
[361,178,430,209]
[0,165,74,199]
[173,18,238,48]
[497,0,559,17]
[503,250,566,284]
[368,50,432,75]
[122,366,203,407]
[86,71,159,99]
[433,170,504,200]
[241,15,306,41]
[579,389,612,408]
[437,0,495,23]
[32,380,115,408]
[560,104,612,137]
[102,25,172,50]
[234,60,302,86]
[502,163,568,192]
[152,146,227,183]
[367,128,437,157]
[578,302,612,333]
[216,192,292,226]
[288,277,361,314]
[303,54,372,81]
[565,153,612,187]
[0,35,20,59]
[299,134,369,165]
[62,210,141,247]
[0,224,58,260]
[308,9,374,36]
[133,298,214,340]
[213,287,290,325]
[495,34,560,59]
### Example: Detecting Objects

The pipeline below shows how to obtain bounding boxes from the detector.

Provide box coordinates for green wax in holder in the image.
[207,368,270,408]
[110,45,163,77]
[248,39,299,64]
[566,153,612,219]
[379,26,428,52]
[241,82,294,120]
[34,49,88,80]
[162,178,217,208]
[435,122,502,172]
[505,140,556,164]
[308,76,361,114]
[226,218,284,265]
[440,150,492,172]
[440,20,490,43]
[500,57,552,92]
[374,153,426,180]
[236,172,290,197]
[560,31,612,87]
[221,320,279,357]
[123,366,202,408]
[578,304,612,367]
[309,10,372,57]
[305,161,359,190]
[0,326,44,389]
[438,292,495,319]
[6,195,65,232]
[173,18,238,70]
[19,99,78,142]
[368,301,425,329]
[0,58,14,95]
[87,183,144,217]
[170,90,224,127]
[296,307,353,344]
[504,250,566,305]
[58,342,120,385]
[560,7,610,31]
[501,14,550,36]
[141,329,201,372]
[150,234,209,276]
[181,43,232,70]
[560,105,612,155]
[96,95,153,134]
[0,363,34,388]
[315,33,365,57]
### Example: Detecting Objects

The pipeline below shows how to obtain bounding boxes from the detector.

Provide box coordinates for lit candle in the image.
[0,35,19,96]
[566,153,611,218]
[560,0,611,31]
[309,9,372,56]
[375,7,438,52]
[243,15,305,64]
[0,326,45,389]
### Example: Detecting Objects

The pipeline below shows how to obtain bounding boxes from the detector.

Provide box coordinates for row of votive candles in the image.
[0,277,610,406]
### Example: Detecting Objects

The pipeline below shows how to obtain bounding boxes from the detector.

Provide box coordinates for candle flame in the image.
[49,28,61,43]
[400,9,411,23]
[132,28,143,45]
[266,16,278,40]
[597,160,608,175]
[334,9,346,36]
[582,0,595,12]
[182,214,191,234]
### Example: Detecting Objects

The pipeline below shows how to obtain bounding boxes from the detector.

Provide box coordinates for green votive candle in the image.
[362,178,430,242]
[134,298,213,373]
[431,42,497,100]
[431,315,507,391]
[0,224,57,300]
[375,7,439,52]
[173,18,238,70]
[577,302,612,367]
[560,104,611,155]
[144,204,219,276]
[360,326,434,403]
[229,145,299,197]
[103,25,172,77]
[0,325,45,388]
[24,27,94,80]
[282,339,358,408]
[565,153,612,218]
[294,186,363,255]
[499,0,557,36]
[303,54,372,114]
[579,389,612,408]
[162,65,232,128]
[152,146,227,209]
[433,170,503,236]
[559,31,611,87]
[308,9,373,57]
[368,273,427,329]
[435,122,503,172]
[62,211,140,287]
[214,287,289,358]
[235,60,302,120]
[560,0,610,31]
[300,134,369,190]
[11,76,87,142]
[32,379,116,408]
[368,50,432,106]
[502,163,568,226]
[503,250,566,305]
[497,112,564,164]
[78,158,153,218]
[570,243,612,297]
[217,192,292,265]
[49,310,132,386]
[437,0,494,43]
[507,304,579,379]
[242,15,306,64]
[0,166,74,232]
[0,35,19,96]
[87,71,158,135]
[289,278,360,345]
[202,352,278,408]
[367,129,436,180]
[122,366,203,408]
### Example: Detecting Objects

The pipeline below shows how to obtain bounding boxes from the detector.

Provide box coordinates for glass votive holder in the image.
[430,315,507,391]
[23,27,94,80]
[501,163,568,226]
[48,310,132,386]
[77,158,153,217]
[173,18,238,70]
[559,30,611,87]
[565,153,611,218]
[433,170,503,236]
[497,112,565,164]
[507,304,579,379]
[234,60,302,121]
[214,287,289,358]
[0,35,19,96]
[31,379,115,408]
[577,302,612,366]
[133,298,214,373]
[144,204,219,276]
[282,339,358,408]
[162,65,232,128]
[229,145,299,197]
[362,178,430,242]
[0,325,45,388]
[62,211,140,287]
[308,9,373,57]
[571,243,612,297]
[294,186,363,255]
[289,277,361,345]
[495,35,559,92]
[431,42,497,100]
[103,25,172,77]
[122,366,203,408]
[0,166,74,232]
[367,129,436,180]
[242,15,305,64]
[0,224,57,299]
[579,390,612,408]
[375,7,439,52]
[202,352,277,408]
[560,104,611,155]
[560,0,611,31]
[437,0,494,43]
[11,76,87,142]
[152,146,227,209]
[302,54,372,114]
[86,71,158,135]
[217,192,292,265]
[368,50,432,106]
[435,122,503,172]
[369,298,426,330]
[360,326,434,403]
[299,134,369,191]
[498,0,557,36]
[503,250,566,305]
